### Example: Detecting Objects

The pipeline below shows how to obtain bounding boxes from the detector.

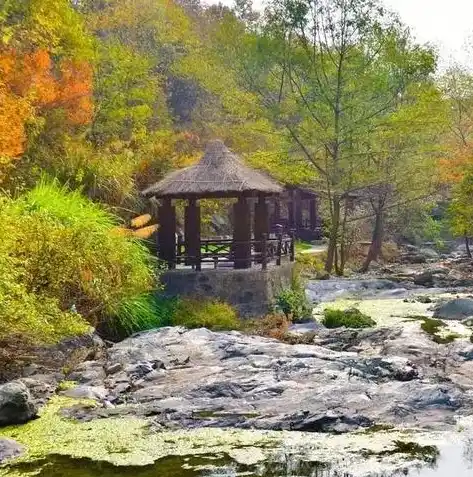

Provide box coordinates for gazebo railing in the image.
[173,233,295,271]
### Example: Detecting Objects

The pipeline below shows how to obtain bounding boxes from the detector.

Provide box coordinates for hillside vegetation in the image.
[1,0,473,344]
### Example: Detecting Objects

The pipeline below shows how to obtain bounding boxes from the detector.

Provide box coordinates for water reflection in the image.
[0,452,427,477]
[1,453,354,477]
[416,443,473,477]
[2,441,472,477]
[462,437,473,469]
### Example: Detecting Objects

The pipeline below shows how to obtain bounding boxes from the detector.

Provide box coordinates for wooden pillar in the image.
[233,196,251,269]
[273,200,281,226]
[309,196,317,230]
[185,198,201,271]
[254,195,269,240]
[288,190,295,229]
[157,198,176,269]
[290,229,296,262]
[254,195,269,262]
[295,189,303,230]
[275,224,283,266]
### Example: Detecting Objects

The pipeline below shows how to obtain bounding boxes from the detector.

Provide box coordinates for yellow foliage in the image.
[132,224,158,239]
[131,214,152,228]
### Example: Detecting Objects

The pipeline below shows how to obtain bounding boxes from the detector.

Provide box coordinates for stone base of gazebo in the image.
[160,262,294,317]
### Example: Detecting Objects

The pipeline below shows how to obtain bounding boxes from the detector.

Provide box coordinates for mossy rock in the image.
[322,308,376,329]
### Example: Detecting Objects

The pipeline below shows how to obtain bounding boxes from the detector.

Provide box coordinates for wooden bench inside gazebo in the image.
[142,140,295,271]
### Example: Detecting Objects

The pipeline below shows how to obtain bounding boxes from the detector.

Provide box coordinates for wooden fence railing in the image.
[171,232,295,271]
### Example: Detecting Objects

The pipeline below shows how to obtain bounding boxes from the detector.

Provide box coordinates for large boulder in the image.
[413,266,450,287]
[0,381,37,426]
[400,246,439,265]
[433,298,473,321]
[0,438,24,463]
[419,248,440,260]
[413,271,434,287]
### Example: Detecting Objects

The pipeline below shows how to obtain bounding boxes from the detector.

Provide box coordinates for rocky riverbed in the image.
[3,256,473,476]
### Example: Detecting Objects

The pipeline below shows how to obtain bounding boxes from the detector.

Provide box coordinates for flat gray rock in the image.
[288,322,324,335]
[433,298,473,320]
[60,326,473,433]
[62,385,108,401]
[0,438,24,463]
[306,279,401,302]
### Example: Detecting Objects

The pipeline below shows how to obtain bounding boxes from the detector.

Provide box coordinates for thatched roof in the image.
[142,140,284,199]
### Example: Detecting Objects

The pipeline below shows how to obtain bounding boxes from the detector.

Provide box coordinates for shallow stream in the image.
[3,276,473,476]
[3,442,473,477]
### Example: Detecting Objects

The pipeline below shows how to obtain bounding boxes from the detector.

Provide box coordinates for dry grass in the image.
[380,242,400,263]
[132,224,158,239]
[242,314,318,345]
[241,314,292,340]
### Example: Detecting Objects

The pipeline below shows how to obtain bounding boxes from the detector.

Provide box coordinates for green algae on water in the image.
[0,396,280,470]
[0,396,458,477]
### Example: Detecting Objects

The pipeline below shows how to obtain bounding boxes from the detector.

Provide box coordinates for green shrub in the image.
[276,288,312,322]
[171,299,240,331]
[0,180,157,343]
[275,276,312,322]
[57,381,78,392]
[322,308,376,329]
[295,252,327,278]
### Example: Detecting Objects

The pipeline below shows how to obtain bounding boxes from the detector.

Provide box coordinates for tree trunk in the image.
[334,246,340,276]
[466,236,472,259]
[361,206,384,273]
[325,195,341,273]
[337,200,350,276]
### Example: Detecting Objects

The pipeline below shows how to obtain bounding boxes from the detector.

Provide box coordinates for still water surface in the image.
[3,443,473,477]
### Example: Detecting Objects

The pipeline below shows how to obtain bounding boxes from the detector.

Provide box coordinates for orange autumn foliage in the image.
[0,48,93,159]
[0,84,32,158]
[439,146,473,184]
[58,59,94,125]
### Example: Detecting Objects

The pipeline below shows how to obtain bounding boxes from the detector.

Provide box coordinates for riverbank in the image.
[3,253,473,476]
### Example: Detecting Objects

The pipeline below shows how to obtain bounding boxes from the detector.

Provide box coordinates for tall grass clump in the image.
[171,298,240,331]
[105,294,178,340]
[0,180,157,344]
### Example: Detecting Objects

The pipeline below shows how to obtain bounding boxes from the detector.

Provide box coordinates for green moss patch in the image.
[406,316,460,344]
[0,397,278,471]
[322,308,376,329]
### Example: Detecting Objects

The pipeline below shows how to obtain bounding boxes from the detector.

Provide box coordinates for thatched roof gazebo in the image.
[142,140,292,271]
[142,140,283,199]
